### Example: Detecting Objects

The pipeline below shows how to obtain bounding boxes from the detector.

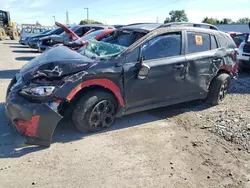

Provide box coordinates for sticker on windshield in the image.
[195,35,203,45]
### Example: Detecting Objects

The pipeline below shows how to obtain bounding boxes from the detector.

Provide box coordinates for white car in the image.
[238,34,250,68]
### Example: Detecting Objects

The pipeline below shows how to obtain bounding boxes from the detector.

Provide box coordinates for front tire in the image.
[206,73,230,105]
[10,31,18,40]
[0,28,6,41]
[72,90,117,134]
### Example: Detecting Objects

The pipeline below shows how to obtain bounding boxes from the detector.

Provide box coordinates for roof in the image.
[215,24,249,33]
[119,23,162,32]
[80,24,114,28]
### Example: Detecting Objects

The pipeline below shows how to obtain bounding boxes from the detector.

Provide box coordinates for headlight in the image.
[21,86,55,97]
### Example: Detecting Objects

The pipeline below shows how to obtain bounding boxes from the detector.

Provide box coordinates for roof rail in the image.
[126,23,159,26]
[158,22,219,31]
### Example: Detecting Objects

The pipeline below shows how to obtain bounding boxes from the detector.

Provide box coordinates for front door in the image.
[123,31,188,108]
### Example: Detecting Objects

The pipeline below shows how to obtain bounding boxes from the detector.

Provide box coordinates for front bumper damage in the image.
[5,78,63,147]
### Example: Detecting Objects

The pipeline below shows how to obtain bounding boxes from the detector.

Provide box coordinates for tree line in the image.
[78,10,250,25]
[164,10,250,24]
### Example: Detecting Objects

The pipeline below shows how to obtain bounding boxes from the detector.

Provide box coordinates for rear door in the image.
[184,31,222,97]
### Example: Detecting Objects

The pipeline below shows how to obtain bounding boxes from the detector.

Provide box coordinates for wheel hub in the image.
[89,100,115,128]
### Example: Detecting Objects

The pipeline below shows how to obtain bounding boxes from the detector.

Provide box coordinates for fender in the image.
[219,65,232,72]
[66,79,124,106]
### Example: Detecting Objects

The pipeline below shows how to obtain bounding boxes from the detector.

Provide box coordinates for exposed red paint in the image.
[95,29,115,40]
[81,29,115,47]
[71,29,115,51]
[219,65,232,72]
[84,29,95,36]
[233,62,240,73]
[15,116,40,137]
[67,79,124,106]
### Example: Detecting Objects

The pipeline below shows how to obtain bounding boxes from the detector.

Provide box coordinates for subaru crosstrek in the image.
[5,24,238,147]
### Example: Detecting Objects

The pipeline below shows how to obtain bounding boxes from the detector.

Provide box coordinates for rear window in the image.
[187,32,210,54]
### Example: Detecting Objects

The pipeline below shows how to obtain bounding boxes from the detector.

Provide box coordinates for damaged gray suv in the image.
[5,23,239,147]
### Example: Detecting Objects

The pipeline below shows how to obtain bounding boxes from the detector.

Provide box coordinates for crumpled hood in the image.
[20,46,96,81]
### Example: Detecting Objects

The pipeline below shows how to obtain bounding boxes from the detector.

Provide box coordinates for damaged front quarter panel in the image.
[5,46,100,147]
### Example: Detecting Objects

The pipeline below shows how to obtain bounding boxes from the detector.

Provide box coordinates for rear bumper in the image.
[5,81,63,147]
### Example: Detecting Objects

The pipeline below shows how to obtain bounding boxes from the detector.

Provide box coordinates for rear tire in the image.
[0,28,6,41]
[206,73,230,105]
[72,90,117,134]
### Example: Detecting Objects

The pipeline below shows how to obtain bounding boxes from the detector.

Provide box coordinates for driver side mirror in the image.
[137,56,150,80]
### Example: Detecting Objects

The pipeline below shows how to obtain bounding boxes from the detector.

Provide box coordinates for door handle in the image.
[174,64,184,69]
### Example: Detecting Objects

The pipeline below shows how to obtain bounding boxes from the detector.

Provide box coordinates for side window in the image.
[141,32,181,61]
[126,47,140,62]
[211,35,218,49]
[75,28,83,36]
[187,32,210,53]
[93,27,102,31]
[55,28,64,35]
[83,27,91,34]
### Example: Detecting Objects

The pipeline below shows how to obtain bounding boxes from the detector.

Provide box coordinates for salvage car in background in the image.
[5,23,238,147]
[228,32,247,48]
[28,27,66,49]
[45,29,116,52]
[19,28,49,45]
[237,22,250,69]
[237,34,250,69]
[37,22,114,52]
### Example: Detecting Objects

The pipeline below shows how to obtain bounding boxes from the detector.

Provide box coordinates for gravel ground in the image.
[1,41,250,188]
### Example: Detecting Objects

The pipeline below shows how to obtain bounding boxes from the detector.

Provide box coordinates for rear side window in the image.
[211,35,218,49]
[75,28,83,36]
[187,32,210,53]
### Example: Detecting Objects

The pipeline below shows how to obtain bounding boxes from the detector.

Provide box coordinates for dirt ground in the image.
[1,41,250,188]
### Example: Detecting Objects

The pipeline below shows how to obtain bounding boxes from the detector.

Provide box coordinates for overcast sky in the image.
[1,0,250,25]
